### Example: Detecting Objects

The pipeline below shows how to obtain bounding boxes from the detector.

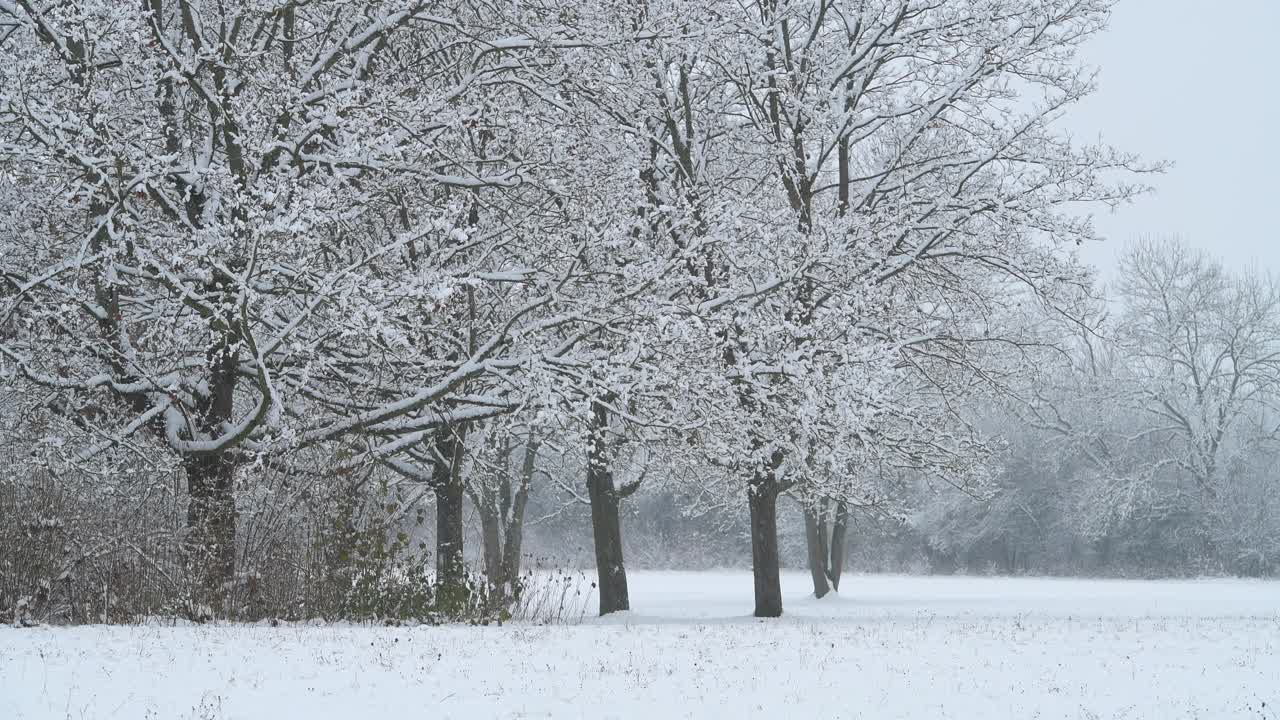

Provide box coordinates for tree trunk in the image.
[804,505,831,599]
[586,399,629,615]
[183,453,236,612]
[479,504,503,588]
[500,438,537,594]
[435,481,465,587]
[829,500,849,591]
[433,428,467,589]
[469,435,537,600]
[182,327,240,616]
[749,477,783,618]
[802,498,851,596]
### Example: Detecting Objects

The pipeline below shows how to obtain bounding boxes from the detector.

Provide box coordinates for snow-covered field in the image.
[3,571,1278,719]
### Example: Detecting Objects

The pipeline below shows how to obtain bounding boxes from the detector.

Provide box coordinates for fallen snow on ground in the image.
[3,572,1278,719]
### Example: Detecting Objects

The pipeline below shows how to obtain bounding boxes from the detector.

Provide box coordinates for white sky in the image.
[1064,0,1280,278]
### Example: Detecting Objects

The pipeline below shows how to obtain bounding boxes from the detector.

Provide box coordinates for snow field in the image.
[3,571,1278,719]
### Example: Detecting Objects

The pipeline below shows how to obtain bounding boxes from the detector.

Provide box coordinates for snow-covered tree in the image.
[635,0,1151,615]
[0,0,623,610]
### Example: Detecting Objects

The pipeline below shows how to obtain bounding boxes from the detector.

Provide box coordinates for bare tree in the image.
[1115,238,1280,496]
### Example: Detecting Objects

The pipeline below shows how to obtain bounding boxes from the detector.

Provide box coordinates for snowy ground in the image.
[3,571,1278,719]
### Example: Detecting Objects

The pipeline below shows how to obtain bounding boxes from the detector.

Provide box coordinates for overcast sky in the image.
[1064,0,1279,279]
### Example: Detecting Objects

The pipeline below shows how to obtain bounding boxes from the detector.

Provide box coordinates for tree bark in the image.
[469,434,538,599]
[479,506,502,587]
[749,477,783,618]
[802,498,852,596]
[433,427,467,589]
[183,453,236,612]
[829,500,849,591]
[435,481,465,587]
[804,506,831,599]
[586,399,629,615]
[182,325,240,615]
[500,438,537,592]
